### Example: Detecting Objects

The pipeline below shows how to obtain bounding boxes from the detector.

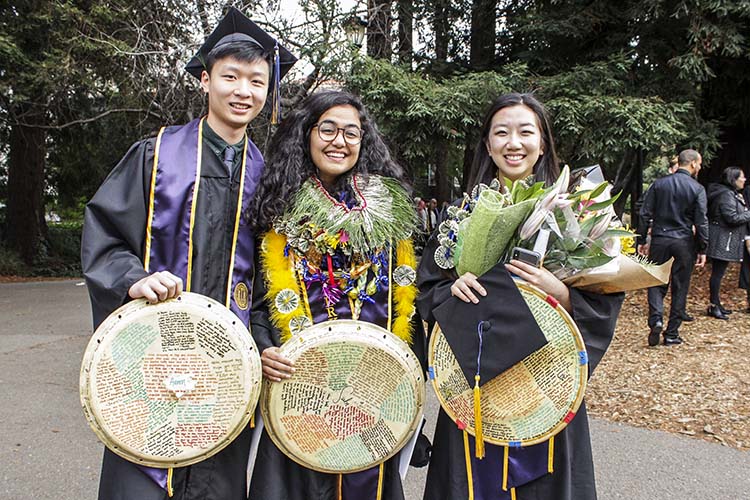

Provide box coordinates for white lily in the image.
[589,205,615,240]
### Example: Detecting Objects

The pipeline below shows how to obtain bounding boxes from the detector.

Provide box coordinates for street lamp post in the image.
[343,15,367,48]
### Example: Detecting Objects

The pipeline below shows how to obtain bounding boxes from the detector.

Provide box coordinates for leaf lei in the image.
[274,174,416,257]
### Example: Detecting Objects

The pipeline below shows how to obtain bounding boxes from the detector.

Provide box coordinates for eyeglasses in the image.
[313,120,363,145]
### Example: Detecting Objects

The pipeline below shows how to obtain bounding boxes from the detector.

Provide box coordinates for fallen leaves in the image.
[587,263,750,451]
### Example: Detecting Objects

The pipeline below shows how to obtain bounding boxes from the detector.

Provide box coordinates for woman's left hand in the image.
[505,259,572,312]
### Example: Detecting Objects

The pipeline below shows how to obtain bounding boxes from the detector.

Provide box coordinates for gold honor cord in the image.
[376,463,385,500]
[224,135,249,308]
[143,127,166,273]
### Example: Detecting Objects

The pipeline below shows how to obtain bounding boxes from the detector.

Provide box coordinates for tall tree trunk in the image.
[433,0,449,61]
[367,0,392,60]
[396,0,413,65]
[6,117,47,264]
[431,0,451,201]
[470,0,496,69]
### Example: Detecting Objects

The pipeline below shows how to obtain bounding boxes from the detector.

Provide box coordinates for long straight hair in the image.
[467,93,560,190]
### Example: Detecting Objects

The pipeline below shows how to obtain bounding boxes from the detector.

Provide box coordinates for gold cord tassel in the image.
[510,487,517,499]
[463,430,475,500]
[473,375,485,459]
[167,467,174,497]
[250,412,255,429]
[548,436,555,473]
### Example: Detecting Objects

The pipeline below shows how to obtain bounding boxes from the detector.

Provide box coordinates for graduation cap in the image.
[433,260,548,457]
[185,7,298,123]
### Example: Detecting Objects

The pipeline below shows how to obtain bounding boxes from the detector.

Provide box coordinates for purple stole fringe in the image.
[139,117,263,488]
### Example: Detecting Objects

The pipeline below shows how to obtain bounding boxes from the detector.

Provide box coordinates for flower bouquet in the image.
[434,165,671,293]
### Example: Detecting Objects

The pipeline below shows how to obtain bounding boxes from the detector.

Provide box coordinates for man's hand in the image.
[637,244,650,257]
[695,253,706,268]
[128,271,183,302]
[261,347,295,382]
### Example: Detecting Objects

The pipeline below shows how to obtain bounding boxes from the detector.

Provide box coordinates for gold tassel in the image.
[250,412,255,429]
[473,375,485,459]
[167,467,174,497]
[510,487,517,500]
[502,445,509,491]
[463,430,475,500]
[548,436,555,473]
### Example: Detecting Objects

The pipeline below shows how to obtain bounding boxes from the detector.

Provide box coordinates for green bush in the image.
[0,221,82,277]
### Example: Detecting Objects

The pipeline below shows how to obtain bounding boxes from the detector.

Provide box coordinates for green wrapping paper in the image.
[455,190,536,277]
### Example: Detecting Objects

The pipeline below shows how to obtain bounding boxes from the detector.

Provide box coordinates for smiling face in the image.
[201,56,270,140]
[736,171,746,190]
[485,104,544,182]
[309,105,362,186]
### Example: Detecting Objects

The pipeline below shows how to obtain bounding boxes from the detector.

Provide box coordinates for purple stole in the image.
[466,435,551,499]
[139,117,263,488]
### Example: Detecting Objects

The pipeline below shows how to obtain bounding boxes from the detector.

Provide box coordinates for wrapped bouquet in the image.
[434,165,671,294]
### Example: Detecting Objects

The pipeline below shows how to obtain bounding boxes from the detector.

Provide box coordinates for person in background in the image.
[706,166,750,319]
[638,149,708,346]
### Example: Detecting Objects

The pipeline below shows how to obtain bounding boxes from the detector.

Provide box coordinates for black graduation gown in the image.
[416,233,624,500]
[81,136,254,500]
[247,244,428,500]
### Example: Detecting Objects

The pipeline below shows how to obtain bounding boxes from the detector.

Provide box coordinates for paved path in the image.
[1,280,748,500]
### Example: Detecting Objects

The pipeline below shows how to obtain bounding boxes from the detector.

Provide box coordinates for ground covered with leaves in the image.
[587,263,750,451]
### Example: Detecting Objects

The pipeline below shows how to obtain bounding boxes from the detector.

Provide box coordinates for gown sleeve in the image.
[81,139,155,328]
[568,287,624,375]
[249,251,281,353]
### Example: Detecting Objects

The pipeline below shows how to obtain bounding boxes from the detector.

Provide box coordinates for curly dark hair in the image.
[467,93,560,189]
[250,90,410,231]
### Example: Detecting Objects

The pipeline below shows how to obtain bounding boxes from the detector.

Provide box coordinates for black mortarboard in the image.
[433,261,548,388]
[185,7,298,123]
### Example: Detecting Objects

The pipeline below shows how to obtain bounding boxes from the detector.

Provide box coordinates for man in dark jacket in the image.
[638,149,708,346]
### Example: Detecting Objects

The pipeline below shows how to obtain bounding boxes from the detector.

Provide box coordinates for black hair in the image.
[722,166,744,189]
[205,41,270,76]
[250,90,411,232]
[467,93,560,189]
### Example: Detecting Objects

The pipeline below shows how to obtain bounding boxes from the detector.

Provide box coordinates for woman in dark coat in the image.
[705,166,750,319]
[417,93,624,500]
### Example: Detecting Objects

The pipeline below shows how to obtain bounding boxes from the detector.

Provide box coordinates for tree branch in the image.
[11,109,162,130]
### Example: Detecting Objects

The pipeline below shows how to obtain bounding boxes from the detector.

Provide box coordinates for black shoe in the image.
[707,304,729,320]
[679,312,695,322]
[648,322,663,347]
[663,335,684,346]
[719,305,733,315]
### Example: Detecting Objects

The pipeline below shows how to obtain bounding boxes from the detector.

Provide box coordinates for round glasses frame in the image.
[312,120,364,145]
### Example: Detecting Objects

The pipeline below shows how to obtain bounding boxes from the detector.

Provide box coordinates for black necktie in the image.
[223,146,235,174]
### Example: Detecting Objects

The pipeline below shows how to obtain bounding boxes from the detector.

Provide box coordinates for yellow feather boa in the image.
[260,231,417,344]
[392,239,418,344]
[260,230,310,343]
